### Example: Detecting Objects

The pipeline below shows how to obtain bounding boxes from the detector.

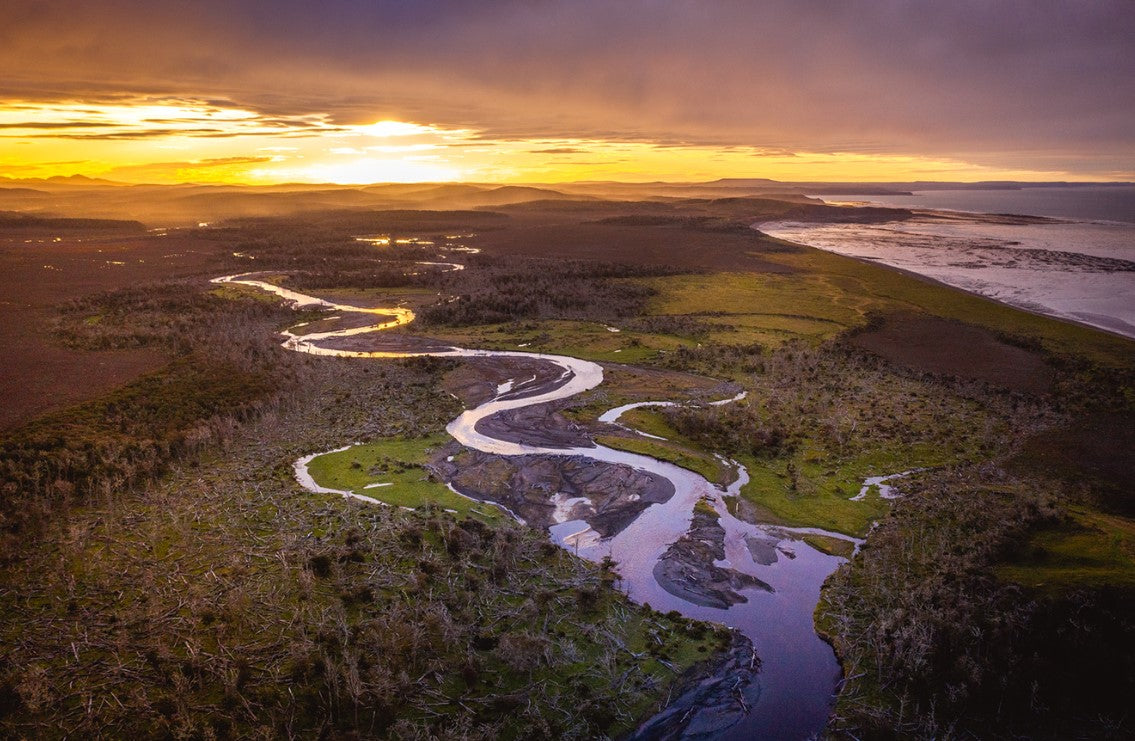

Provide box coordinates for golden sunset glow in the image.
[0,1,1129,187]
[0,100,1088,185]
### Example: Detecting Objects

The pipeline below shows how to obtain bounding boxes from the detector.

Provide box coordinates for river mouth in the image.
[214,270,859,739]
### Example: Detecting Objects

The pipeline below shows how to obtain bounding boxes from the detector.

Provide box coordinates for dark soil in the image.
[847,312,1055,394]
[474,402,593,448]
[443,355,581,408]
[0,231,233,430]
[1012,410,1135,516]
[474,218,799,273]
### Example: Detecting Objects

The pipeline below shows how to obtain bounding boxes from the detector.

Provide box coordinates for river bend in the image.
[212,271,860,739]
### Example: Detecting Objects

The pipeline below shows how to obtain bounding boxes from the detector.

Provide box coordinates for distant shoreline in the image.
[753,219,1135,343]
[812,185,1135,225]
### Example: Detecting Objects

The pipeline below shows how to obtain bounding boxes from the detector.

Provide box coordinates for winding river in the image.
[212,269,861,739]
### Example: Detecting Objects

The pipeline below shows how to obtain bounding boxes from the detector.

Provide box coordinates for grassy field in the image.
[776,249,1135,366]
[737,440,970,536]
[616,407,680,439]
[641,251,1135,367]
[595,434,729,486]
[304,433,507,522]
[740,457,890,537]
[995,506,1135,590]
[589,402,919,539]
[644,271,867,347]
[588,391,972,539]
[426,318,691,363]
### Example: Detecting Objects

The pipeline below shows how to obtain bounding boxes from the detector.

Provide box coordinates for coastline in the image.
[808,185,1135,225]
[753,222,1135,344]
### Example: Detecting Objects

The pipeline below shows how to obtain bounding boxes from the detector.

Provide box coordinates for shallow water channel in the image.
[214,271,861,739]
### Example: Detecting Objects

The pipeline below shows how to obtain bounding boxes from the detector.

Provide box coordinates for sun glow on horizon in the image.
[0,98,1120,186]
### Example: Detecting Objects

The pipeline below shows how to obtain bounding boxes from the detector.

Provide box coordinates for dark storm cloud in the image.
[1,0,1132,172]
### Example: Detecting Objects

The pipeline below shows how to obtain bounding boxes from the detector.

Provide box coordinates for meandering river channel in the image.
[213,269,861,739]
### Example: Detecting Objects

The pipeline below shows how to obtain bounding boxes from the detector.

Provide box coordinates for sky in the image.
[1,0,1133,185]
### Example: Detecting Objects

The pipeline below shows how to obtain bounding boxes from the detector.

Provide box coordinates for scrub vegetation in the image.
[0,355,727,738]
[0,214,744,738]
[617,260,1133,736]
[2,284,299,551]
[419,256,681,327]
[545,219,1133,737]
[1,200,1132,738]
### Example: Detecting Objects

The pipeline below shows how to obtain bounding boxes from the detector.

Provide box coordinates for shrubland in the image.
[2,283,301,553]
[628,267,1134,736]
[0,226,734,737]
[419,256,683,327]
[821,465,1134,739]
[1,384,725,737]
[572,257,1134,737]
[2,209,1132,738]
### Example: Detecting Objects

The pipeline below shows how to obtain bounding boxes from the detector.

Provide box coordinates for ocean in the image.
[816,185,1135,224]
[760,186,1135,339]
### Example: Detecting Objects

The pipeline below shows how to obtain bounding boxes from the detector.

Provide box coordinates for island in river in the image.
[1,183,1132,739]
